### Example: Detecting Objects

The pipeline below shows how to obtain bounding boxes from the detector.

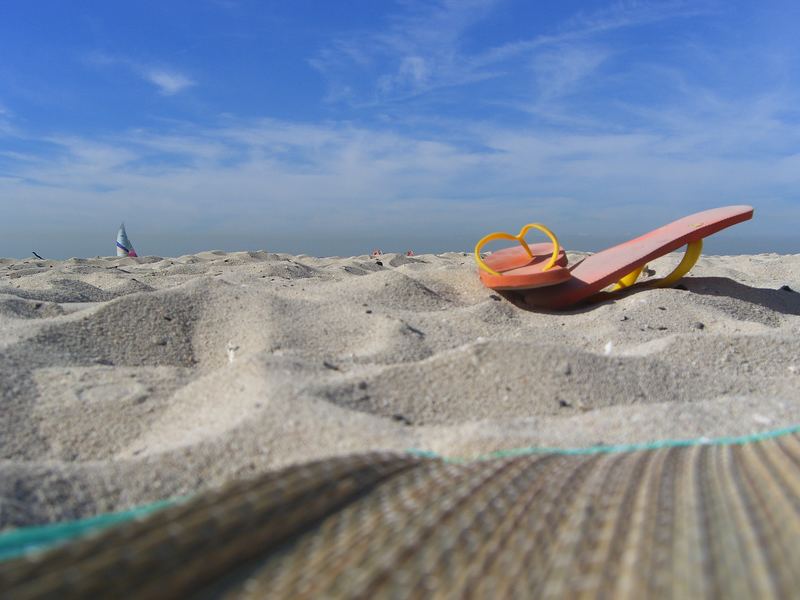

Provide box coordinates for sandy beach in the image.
[1,249,799,529]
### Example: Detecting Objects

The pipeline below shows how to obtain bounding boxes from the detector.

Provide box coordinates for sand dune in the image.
[1,250,799,528]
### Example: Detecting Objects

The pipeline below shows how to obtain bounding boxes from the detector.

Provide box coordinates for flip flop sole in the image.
[479,243,570,290]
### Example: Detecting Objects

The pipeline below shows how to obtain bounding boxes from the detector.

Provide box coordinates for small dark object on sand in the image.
[32,251,44,259]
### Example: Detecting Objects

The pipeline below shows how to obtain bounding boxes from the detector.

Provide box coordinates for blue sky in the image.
[1,0,798,258]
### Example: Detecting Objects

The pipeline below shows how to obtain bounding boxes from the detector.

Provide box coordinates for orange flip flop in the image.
[475,205,754,309]
[474,223,571,290]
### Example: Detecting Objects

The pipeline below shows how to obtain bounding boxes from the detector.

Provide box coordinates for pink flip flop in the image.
[475,206,754,309]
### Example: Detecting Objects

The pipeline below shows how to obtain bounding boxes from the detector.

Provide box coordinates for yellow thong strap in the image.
[612,239,703,291]
[474,223,560,277]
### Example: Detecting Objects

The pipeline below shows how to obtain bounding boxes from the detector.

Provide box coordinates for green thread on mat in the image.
[3,425,798,563]
[0,498,182,561]
[407,424,800,463]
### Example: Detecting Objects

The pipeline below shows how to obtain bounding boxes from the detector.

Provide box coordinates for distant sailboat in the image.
[116,223,138,257]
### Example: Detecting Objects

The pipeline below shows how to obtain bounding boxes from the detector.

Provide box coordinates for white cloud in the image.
[311,0,502,102]
[86,53,195,96]
[143,69,196,96]
[0,102,11,135]
[1,96,798,255]
[379,56,431,94]
[311,0,710,108]
[562,0,713,35]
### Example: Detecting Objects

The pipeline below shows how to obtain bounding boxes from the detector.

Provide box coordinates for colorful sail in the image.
[116,223,138,257]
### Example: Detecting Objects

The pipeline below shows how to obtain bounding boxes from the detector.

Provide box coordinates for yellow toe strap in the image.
[474,223,560,277]
[611,265,645,291]
[612,239,704,291]
[653,239,703,288]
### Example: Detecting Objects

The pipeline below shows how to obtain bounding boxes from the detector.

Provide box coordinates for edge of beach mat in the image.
[1,423,797,562]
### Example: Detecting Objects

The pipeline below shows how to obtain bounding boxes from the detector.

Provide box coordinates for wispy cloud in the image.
[310,0,501,103]
[531,44,612,110]
[0,101,18,137]
[561,0,713,35]
[1,91,798,256]
[87,53,195,96]
[142,69,195,95]
[311,0,709,110]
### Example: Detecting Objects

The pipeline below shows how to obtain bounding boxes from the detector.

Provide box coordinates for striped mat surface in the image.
[1,432,799,599]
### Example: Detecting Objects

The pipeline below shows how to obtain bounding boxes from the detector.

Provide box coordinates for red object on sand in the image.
[478,243,570,291]
[476,205,754,309]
